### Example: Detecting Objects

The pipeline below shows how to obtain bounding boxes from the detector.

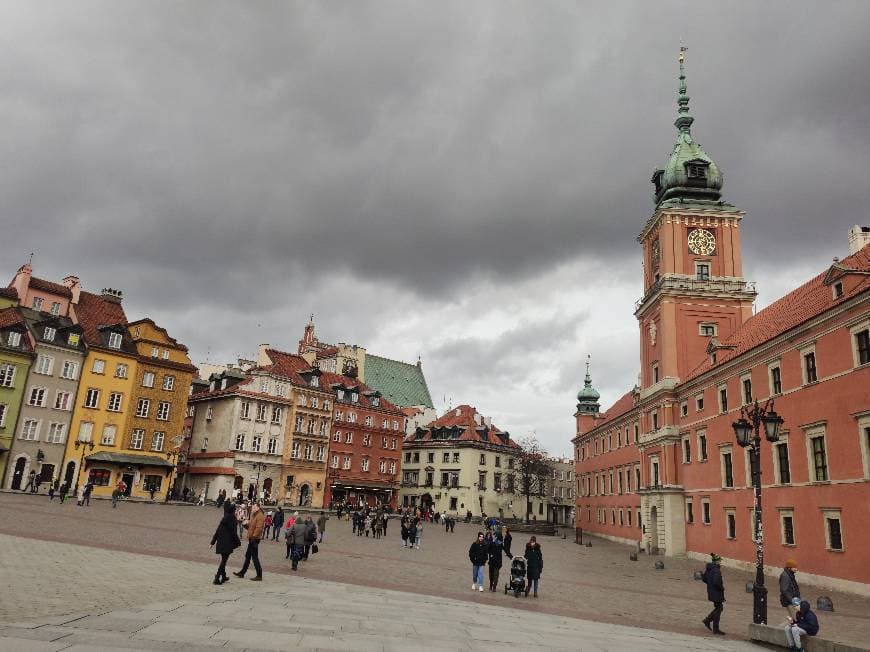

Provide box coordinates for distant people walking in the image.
[59,481,69,504]
[210,501,241,584]
[414,518,423,549]
[502,527,513,559]
[83,482,93,506]
[487,533,504,591]
[317,511,328,543]
[23,470,36,493]
[233,502,265,581]
[76,484,85,506]
[701,553,726,635]
[408,519,418,550]
[779,559,801,618]
[286,517,307,570]
[48,481,56,501]
[271,507,285,541]
[303,516,317,559]
[785,599,819,651]
[524,536,543,597]
[469,531,488,592]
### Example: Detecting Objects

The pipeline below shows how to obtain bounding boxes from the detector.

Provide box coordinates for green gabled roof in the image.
[364,354,434,409]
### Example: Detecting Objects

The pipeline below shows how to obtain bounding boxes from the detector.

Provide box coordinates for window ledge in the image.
[825,548,845,553]
[781,543,797,548]
[809,480,832,486]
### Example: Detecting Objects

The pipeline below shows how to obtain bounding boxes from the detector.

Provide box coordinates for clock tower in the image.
[635,48,757,393]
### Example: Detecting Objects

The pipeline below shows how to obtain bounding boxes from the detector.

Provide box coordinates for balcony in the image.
[635,274,757,313]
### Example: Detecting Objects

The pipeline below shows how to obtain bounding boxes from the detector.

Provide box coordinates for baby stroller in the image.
[504,556,527,597]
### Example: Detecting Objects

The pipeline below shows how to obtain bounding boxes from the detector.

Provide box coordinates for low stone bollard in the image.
[585,541,592,547]
[629,553,638,561]
[693,571,703,581]
[817,596,834,612]
[654,561,665,570]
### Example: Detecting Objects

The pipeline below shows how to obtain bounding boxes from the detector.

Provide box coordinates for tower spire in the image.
[675,45,694,134]
[584,354,592,387]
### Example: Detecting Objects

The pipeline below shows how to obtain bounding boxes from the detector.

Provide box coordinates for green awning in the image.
[85,451,173,468]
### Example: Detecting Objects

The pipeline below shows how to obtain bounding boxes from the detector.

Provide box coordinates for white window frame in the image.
[251,435,261,453]
[804,423,829,483]
[46,422,66,444]
[6,331,21,347]
[234,433,246,451]
[681,434,691,464]
[0,403,7,427]
[240,401,251,420]
[107,392,123,412]
[43,327,56,342]
[724,508,737,539]
[162,375,175,391]
[21,419,41,441]
[142,372,155,388]
[130,429,144,450]
[36,355,54,376]
[717,383,728,414]
[107,332,122,349]
[701,498,711,525]
[101,424,116,446]
[799,343,817,385]
[155,401,170,421]
[768,361,783,396]
[136,398,150,418]
[720,446,734,488]
[91,359,105,374]
[78,421,94,442]
[857,412,870,480]
[779,508,796,546]
[84,388,100,409]
[60,360,78,380]
[28,386,48,407]
[267,438,278,455]
[698,322,718,337]
[0,364,15,388]
[850,319,870,368]
[115,363,128,378]
[740,373,753,405]
[772,435,791,486]
[822,509,844,551]
[696,430,708,461]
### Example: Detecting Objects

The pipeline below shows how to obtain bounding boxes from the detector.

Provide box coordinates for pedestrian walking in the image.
[76,484,85,506]
[381,512,388,536]
[779,559,801,618]
[83,482,93,506]
[48,483,55,501]
[701,553,726,635]
[524,536,543,597]
[59,481,69,504]
[408,519,418,550]
[303,516,317,559]
[785,599,819,651]
[286,517,307,570]
[210,501,241,585]
[272,507,285,541]
[148,483,157,502]
[469,531,488,592]
[236,502,249,539]
[487,533,504,591]
[23,470,36,493]
[502,527,513,559]
[317,511,328,543]
[449,516,455,533]
[233,502,265,581]
[400,518,410,548]
[414,517,423,549]
[264,511,273,539]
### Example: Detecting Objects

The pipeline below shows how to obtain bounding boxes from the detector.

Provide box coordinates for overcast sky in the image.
[2,2,869,456]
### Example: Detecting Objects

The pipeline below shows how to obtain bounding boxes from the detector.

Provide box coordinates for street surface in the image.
[0,492,867,650]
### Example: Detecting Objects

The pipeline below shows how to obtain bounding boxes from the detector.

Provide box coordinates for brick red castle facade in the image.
[573,54,870,594]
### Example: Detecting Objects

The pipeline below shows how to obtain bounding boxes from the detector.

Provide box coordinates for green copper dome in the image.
[576,357,600,414]
[652,49,725,207]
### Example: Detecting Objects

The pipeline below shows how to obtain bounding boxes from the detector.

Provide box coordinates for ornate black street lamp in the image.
[732,398,784,625]
[73,438,95,494]
[252,461,268,500]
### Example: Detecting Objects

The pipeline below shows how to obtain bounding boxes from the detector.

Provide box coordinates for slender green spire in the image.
[675,46,694,134]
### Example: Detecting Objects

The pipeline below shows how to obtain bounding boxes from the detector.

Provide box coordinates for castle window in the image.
[833,282,844,299]
[695,262,711,281]
[699,323,717,337]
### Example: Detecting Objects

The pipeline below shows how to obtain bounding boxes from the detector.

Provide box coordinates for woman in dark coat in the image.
[701,553,726,635]
[487,533,504,592]
[502,527,513,559]
[524,536,543,597]
[210,501,241,585]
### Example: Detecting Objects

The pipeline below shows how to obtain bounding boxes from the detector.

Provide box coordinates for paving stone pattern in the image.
[1,492,868,649]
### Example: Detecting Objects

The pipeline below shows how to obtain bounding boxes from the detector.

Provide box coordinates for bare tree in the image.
[508,436,553,524]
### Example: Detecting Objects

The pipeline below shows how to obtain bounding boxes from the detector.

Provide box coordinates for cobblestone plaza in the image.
[1,493,868,650]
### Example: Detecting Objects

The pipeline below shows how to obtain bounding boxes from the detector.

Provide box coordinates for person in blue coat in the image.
[785,599,819,651]
[701,553,726,635]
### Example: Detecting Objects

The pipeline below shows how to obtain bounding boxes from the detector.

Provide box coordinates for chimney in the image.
[62,276,81,305]
[484,416,492,427]
[257,344,272,366]
[100,288,123,304]
[455,408,461,417]
[848,225,870,255]
[473,412,483,426]
[10,263,32,302]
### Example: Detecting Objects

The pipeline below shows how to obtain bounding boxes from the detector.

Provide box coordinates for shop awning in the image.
[330,479,395,491]
[85,451,173,468]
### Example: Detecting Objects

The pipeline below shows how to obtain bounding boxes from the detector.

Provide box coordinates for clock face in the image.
[688,229,716,256]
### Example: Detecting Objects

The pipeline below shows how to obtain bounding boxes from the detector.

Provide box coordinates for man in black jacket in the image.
[701,553,726,635]
[468,532,488,592]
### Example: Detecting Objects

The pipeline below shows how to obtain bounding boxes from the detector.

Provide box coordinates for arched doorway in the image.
[262,478,273,499]
[648,506,659,554]
[420,493,433,511]
[10,457,26,490]
[64,461,76,487]
[234,476,243,490]
[39,463,55,485]
[298,484,311,506]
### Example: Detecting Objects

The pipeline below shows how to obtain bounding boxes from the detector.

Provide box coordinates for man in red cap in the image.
[779,559,801,618]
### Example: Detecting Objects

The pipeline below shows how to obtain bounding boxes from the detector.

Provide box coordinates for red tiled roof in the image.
[0,286,18,301]
[408,404,519,448]
[75,290,128,346]
[0,307,25,329]
[601,391,637,423]
[29,276,72,298]
[263,348,403,414]
[315,346,339,359]
[687,244,870,381]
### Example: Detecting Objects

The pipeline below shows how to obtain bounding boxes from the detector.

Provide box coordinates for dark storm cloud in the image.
[1,1,868,450]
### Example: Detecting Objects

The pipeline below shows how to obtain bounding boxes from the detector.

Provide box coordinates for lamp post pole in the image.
[732,398,784,626]
[164,450,178,502]
[252,462,267,501]
[73,439,95,495]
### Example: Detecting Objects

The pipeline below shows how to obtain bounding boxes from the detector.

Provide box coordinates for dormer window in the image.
[371,396,380,407]
[351,392,359,403]
[43,327,56,342]
[687,163,708,179]
[107,332,122,349]
[833,282,844,299]
[310,375,319,388]
[7,332,21,347]
[337,389,345,400]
